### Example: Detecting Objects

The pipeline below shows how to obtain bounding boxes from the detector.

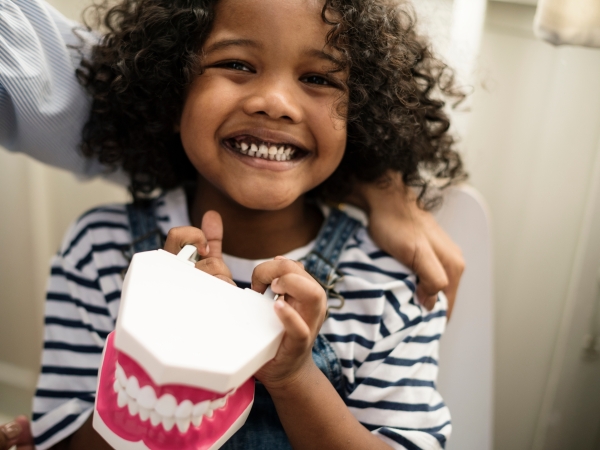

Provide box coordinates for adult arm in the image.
[0,0,105,177]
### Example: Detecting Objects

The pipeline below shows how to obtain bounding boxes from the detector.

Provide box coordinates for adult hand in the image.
[0,416,34,450]
[350,173,465,319]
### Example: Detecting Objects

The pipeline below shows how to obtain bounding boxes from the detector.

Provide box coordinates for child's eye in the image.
[302,75,333,86]
[218,61,253,72]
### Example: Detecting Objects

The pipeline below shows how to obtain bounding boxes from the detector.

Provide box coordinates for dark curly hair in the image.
[77,0,466,207]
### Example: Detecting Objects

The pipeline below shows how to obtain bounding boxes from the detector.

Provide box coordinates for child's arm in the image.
[252,259,394,450]
[351,173,465,318]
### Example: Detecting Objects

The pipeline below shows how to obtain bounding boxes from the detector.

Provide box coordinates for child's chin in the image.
[232,192,302,212]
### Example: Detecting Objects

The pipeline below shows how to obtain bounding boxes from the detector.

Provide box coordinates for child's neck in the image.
[188,178,323,259]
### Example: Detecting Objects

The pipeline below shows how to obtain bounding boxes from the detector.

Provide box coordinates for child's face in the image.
[179,0,347,210]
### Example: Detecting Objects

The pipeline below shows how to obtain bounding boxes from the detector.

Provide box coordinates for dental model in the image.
[94,246,285,449]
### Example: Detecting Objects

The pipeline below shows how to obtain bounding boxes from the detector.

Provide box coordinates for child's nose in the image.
[242,80,302,123]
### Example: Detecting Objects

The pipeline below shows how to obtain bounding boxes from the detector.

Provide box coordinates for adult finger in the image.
[201,211,224,259]
[422,219,465,319]
[370,209,451,312]
[411,237,449,311]
[164,226,209,258]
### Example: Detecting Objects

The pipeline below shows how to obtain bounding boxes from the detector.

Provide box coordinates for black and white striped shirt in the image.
[32,189,451,449]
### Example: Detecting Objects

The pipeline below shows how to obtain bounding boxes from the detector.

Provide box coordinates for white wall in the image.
[466,3,600,449]
[0,158,127,416]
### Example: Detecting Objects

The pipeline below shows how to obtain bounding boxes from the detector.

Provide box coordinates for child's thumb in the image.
[201,210,224,258]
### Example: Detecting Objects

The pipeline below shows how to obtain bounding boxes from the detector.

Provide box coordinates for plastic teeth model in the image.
[93,246,284,450]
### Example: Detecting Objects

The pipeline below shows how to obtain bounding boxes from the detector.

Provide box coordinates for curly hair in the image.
[77,0,466,207]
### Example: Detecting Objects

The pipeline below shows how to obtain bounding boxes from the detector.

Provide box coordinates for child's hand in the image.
[251,257,327,390]
[0,416,33,450]
[163,211,235,286]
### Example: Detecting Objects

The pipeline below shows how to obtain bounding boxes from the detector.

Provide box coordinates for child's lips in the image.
[221,139,308,171]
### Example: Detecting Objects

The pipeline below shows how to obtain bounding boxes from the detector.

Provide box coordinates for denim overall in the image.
[125,201,361,449]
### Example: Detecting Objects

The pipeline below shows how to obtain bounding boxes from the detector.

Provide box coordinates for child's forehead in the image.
[209,0,331,47]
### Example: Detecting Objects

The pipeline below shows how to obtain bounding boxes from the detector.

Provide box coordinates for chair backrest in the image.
[434,185,494,450]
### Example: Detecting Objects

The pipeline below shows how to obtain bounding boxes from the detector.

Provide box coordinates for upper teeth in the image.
[113,363,233,433]
[234,140,296,161]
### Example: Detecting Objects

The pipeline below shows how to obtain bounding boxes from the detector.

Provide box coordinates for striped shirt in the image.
[32,188,451,449]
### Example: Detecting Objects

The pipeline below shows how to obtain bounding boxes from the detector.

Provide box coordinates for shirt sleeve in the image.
[0,0,107,177]
[31,223,119,449]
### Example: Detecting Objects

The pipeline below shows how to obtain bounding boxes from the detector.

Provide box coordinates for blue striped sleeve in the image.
[30,204,125,450]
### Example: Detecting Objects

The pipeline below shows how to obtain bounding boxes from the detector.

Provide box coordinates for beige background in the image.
[1,1,600,449]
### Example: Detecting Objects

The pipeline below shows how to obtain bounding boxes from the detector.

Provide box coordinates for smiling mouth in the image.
[223,136,306,161]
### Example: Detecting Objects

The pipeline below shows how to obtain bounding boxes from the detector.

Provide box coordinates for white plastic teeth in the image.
[113,363,231,433]
[233,140,296,161]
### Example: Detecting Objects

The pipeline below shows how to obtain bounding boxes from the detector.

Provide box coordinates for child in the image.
[26,0,465,448]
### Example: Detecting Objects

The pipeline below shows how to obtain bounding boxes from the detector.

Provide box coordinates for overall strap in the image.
[302,208,362,310]
[122,200,165,265]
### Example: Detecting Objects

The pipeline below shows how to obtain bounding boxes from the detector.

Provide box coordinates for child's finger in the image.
[201,211,224,259]
[164,226,209,257]
[213,274,237,286]
[274,255,304,269]
[273,299,312,346]
[251,258,312,293]
[195,257,235,285]
[271,274,327,328]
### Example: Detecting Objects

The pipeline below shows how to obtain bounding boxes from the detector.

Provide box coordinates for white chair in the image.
[435,185,494,450]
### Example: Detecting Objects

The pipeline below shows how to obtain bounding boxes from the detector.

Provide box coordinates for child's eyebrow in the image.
[204,39,262,54]
[204,39,341,66]
[304,48,342,67]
